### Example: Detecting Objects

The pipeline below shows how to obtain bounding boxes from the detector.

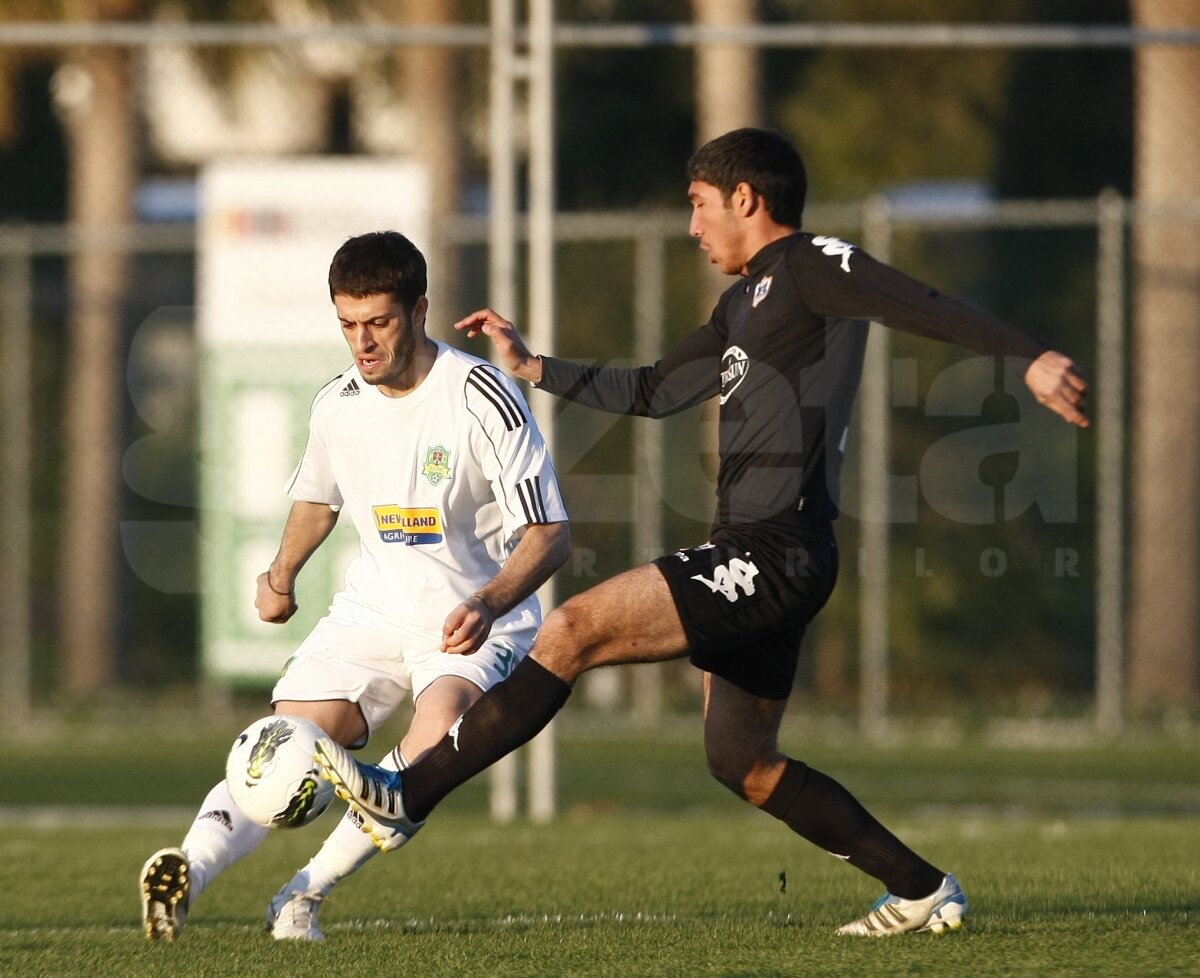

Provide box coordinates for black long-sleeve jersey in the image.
[537,232,1047,533]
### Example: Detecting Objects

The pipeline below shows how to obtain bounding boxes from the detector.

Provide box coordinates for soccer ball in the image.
[225,715,335,829]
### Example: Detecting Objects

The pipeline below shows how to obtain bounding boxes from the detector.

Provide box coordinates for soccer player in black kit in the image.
[317,128,1090,937]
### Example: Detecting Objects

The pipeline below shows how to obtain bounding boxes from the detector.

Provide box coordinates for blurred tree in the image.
[757,0,1132,710]
[1129,0,1200,710]
[769,0,1024,200]
[0,49,69,220]
[54,0,143,699]
[993,0,1133,199]
[555,0,694,209]
[693,0,762,142]
[132,0,469,690]
[0,0,1166,713]
[978,0,1133,712]
[991,0,1131,354]
[394,0,462,326]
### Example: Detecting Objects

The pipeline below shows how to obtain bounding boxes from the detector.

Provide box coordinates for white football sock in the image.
[181,780,270,904]
[281,748,413,897]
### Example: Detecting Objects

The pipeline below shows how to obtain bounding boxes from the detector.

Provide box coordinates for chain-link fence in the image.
[1,9,1198,739]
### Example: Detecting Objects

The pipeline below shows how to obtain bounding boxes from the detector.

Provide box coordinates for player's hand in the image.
[256,571,298,623]
[454,309,543,384]
[441,594,495,655]
[1024,350,1090,428]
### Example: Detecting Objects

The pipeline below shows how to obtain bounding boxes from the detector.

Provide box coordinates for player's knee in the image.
[705,744,784,806]
[538,599,607,674]
[704,744,751,800]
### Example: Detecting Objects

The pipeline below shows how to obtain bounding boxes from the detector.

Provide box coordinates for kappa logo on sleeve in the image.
[372,505,444,545]
[811,235,857,273]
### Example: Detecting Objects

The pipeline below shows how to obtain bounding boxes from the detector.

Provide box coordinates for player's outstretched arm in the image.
[441,520,571,655]
[455,308,544,384]
[255,500,340,623]
[1023,350,1090,428]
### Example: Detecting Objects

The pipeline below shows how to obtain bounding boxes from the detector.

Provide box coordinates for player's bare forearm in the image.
[1024,350,1090,428]
[255,501,340,623]
[478,520,571,615]
[441,520,571,654]
[270,501,340,584]
[454,308,544,384]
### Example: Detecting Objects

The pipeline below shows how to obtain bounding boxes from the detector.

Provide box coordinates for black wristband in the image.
[266,571,294,597]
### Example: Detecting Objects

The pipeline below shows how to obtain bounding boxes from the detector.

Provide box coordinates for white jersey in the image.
[285,341,567,637]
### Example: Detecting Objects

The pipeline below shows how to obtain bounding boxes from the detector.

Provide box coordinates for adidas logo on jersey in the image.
[340,378,361,397]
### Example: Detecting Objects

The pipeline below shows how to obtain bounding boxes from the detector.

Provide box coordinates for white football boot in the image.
[140,847,190,941]
[266,885,326,941]
[836,873,967,937]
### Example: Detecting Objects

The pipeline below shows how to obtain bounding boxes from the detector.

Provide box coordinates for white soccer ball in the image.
[225,715,335,829]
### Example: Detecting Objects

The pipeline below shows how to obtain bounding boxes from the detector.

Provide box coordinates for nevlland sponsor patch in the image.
[373,505,444,544]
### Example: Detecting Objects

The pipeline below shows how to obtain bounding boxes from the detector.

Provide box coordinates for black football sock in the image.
[402,657,572,821]
[760,759,944,899]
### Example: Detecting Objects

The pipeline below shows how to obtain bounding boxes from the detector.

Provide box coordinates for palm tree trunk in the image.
[400,0,462,329]
[56,0,140,697]
[692,0,762,142]
[1129,0,1200,709]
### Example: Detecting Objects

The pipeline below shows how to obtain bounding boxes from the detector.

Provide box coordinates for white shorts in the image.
[271,593,533,747]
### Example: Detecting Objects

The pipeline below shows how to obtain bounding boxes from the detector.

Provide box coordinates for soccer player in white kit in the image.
[140,231,570,941]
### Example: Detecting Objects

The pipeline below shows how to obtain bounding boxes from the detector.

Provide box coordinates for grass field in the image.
[1,711,1197,977]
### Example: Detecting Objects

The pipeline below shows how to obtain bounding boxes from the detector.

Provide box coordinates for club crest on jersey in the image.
[421,445,452,486]
[752,275,773,308]
[811,235,857,273]
[719,346,750,405]
[372,505,444,545]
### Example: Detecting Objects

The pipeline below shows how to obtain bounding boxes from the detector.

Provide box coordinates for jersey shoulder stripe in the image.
[515,475,549,524]
[465,363,527,431]
[283,366,354,496]
[308,365,358,417]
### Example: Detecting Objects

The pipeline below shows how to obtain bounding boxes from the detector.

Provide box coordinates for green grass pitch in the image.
[0,718,1196,977]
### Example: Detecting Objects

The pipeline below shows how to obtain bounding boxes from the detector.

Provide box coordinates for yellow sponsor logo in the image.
[372,506,443,544]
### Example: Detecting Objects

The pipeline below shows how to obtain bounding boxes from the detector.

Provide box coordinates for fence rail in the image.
[2,193,1186,736]
[1,21,1199,49]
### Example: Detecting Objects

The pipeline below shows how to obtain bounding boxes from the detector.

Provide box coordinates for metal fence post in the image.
[632,226,667,730]
[1095,188,1127,735]
[526,0,558,824]
[0,237,34,731]
[858,197,893,741]
[486,0,520,823]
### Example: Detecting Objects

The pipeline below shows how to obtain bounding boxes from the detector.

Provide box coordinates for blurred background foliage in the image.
[0,0,1162,718]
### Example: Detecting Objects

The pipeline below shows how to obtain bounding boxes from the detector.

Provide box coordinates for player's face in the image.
[688,180,749,276]
[335,291,428,395]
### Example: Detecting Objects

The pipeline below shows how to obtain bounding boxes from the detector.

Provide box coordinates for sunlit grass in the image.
[1,719,1196,977]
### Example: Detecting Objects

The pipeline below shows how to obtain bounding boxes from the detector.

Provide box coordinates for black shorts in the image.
[653,522,838,700]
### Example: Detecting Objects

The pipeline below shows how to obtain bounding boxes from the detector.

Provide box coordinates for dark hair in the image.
[687,128,807,229]
[328,231,428,312]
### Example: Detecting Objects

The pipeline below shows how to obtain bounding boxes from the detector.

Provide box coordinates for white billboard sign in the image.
[199,158,430,685]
